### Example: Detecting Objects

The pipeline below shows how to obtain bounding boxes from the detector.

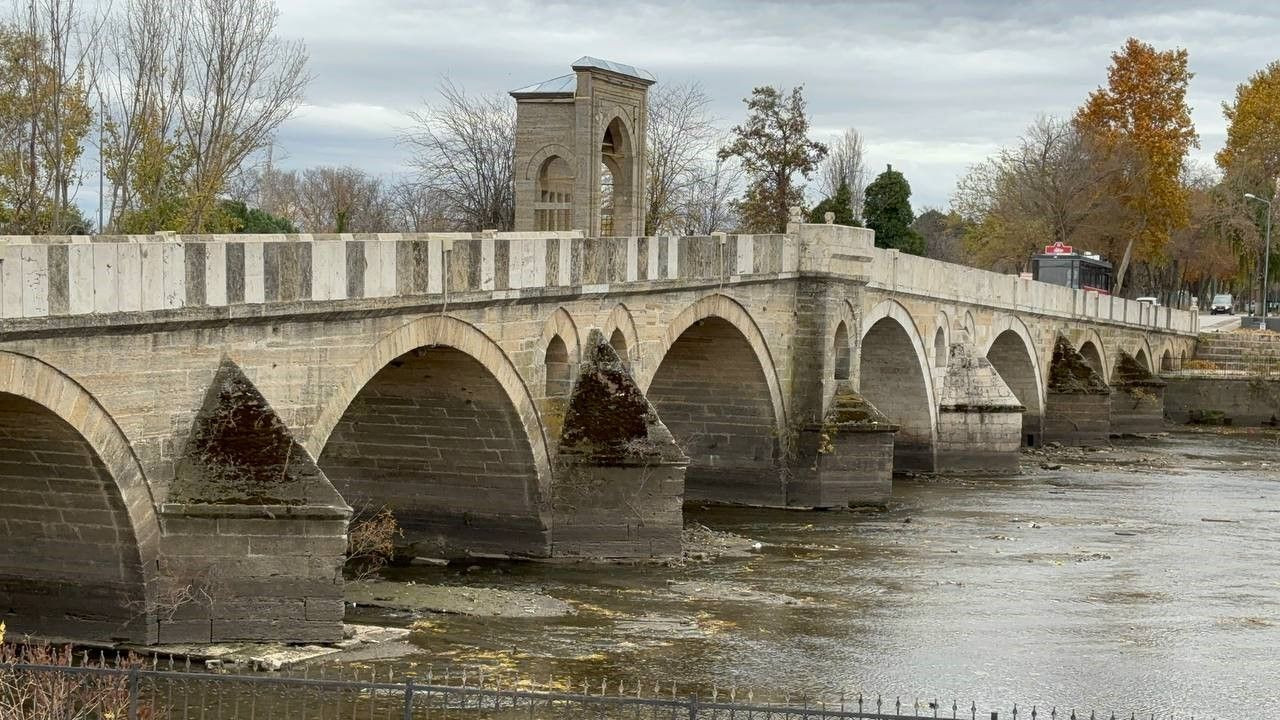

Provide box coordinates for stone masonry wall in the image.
[0,393,148,642]
[647,316,782,506]
[1044,393,1111,446]
[319,347,549,559]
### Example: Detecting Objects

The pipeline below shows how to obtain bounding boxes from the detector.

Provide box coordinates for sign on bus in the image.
[1043,241,1073,255]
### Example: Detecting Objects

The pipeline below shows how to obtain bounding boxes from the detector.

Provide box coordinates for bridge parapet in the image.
[859,240,1198,335]
[0,227,1197,338]
[0,231,798,325]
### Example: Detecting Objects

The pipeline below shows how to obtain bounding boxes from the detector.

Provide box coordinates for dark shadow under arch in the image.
[1079,341,1106,381]
[987,330,1044,446]
[648,317,781,505]
[319,346,548,558]
[0,393,148,641]
[860,317,935,471]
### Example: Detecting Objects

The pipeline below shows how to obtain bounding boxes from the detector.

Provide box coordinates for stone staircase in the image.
[1191,331,1280,372]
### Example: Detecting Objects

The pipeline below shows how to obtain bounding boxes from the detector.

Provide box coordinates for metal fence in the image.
[0,661,1204,720]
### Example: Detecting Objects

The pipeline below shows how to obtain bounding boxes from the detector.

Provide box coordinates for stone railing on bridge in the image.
[0,229,1197,335]
[0,231,798,322]
[864,244,1198,335]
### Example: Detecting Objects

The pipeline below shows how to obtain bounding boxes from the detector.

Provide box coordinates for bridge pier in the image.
[1109,351,1167,435]
[789,384,896,506]
[935,340,1024,473]
[1043,336,1113,445]
[551,333,687,557]
[158,360,349,644]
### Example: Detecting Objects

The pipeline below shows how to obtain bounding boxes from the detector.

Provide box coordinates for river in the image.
[342,432,1280,719]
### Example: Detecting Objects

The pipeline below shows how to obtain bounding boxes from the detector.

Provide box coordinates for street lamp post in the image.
[1245,192,1273,321]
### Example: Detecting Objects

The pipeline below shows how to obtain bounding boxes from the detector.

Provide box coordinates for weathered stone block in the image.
[552,331,687,558]
[1109,351,1167,435]
[935,341,1024,473]
[1043,336,1112,446]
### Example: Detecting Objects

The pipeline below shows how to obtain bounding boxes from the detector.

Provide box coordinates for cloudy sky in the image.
[262,0,1279,211]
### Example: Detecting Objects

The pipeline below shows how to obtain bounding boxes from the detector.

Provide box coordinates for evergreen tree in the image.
[808,180,858,225]
[864,165,924,254]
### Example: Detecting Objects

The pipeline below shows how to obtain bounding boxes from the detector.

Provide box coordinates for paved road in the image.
[1199,313,1241,333]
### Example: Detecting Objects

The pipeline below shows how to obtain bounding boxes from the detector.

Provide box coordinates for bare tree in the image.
[99,0,183,229]
[386,180,449,232]
[292,166,391,232]
[952,116,1126,272]
[679,153,742,235]
[177,0,309,231]
[820,128,867,220]
[403,79,515,231]
[0,0,98,233]
[644,81,718,235]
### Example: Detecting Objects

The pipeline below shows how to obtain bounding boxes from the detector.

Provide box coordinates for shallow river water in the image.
[344,432,1280,719]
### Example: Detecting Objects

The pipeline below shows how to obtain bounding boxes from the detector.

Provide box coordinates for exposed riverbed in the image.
[332,431,1279,719]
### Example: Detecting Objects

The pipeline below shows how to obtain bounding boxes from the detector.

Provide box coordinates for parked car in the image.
[1210,293,1233,315]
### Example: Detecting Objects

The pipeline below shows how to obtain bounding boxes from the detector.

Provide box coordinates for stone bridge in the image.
[0,221,1196,647]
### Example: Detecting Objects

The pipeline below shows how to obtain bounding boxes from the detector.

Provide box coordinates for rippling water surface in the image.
[348,433,1280,719]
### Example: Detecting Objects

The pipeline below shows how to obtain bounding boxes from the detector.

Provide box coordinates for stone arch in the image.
[541,308,582,369]
[833,321,851,381]
[860,299,938,471]
[984,316,1046,447]
[308,316,551,557]
[1132,339,1155,373]
[523,143,576,182]
[1161,347,1174,372]
[646,293,786,505]
[603,303,640,371]
[0,351,158,642]
[545,336,571,398]
[963,311,977,342]
[933,311,951,369]
[599,113,637,236]
[1077,329,1108,383]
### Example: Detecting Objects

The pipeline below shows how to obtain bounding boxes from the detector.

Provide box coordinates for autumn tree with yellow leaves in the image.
[1073,37,1199,293]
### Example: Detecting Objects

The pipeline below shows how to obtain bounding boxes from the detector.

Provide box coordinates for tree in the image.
[1074,37,1199,293]
[385,180,449,232]
[178,0,309,232]
[404,79,515,231]
[100,0,183,231]
[100,0,308,233]
[807,179,856,225]
[0,5,94,235]
[218,198,295,233]
[863,165,923,254]
[678,153,742,235]
[718,85,827,233]
[951,116,1121,272]
[819,128,866,221]
[912,208,969,263]
[644,81,717,235]
[1217,60,1280,182]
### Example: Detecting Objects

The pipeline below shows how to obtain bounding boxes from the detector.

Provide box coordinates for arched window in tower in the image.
[536,156,573,232]
[599,160,615,237]
[599,118,632,237]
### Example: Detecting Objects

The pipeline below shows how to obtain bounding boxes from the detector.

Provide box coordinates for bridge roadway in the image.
[0,221,1196,645]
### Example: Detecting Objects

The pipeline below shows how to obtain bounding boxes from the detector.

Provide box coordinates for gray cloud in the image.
[268,0,1280,210]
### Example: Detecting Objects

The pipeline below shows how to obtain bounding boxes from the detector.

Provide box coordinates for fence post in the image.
[688,694,699,720]
[127,668,140,720]
[403,678,415,720]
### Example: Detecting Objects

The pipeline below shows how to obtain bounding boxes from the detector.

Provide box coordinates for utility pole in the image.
[1245,188,1274,321]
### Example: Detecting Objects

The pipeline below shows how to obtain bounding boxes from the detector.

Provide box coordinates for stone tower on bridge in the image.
[511,57,654,237]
